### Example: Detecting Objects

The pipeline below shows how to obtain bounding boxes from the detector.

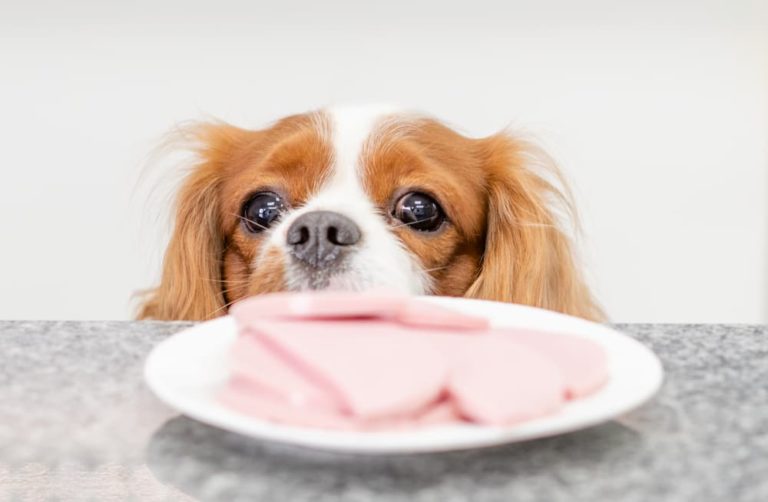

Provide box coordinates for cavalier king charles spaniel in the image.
[138,106,602,321]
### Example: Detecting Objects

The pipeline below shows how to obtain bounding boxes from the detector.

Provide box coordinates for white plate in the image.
[144,297,663,454]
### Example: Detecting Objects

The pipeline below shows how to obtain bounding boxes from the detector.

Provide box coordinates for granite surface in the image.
[0,322,766,501]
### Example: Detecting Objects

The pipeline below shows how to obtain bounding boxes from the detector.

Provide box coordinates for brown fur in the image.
[138,112,603,321]
[138,113,333,320]
[464,134,603,320]
[364,118,603,320]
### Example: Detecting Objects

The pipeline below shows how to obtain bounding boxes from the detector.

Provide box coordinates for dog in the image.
[138,105,602,321]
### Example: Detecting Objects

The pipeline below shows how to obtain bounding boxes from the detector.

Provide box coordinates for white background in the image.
[0,0,766,322]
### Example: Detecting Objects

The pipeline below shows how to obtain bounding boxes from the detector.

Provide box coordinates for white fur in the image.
[260,105,430,294]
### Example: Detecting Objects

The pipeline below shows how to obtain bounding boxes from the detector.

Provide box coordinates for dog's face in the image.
[222,107,487,300]
[139,106,601,321]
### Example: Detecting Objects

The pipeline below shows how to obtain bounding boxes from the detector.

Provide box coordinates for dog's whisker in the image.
[422,265,449,274]
[202,278,252,284]
[220,287,246,297]
[391,219,554,230]
[207,298,240,318]
[513,221,557,229]
[230,212,270,231]
[390,220,430,230]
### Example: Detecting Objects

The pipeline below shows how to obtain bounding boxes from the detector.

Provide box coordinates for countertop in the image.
[0,322,766,501]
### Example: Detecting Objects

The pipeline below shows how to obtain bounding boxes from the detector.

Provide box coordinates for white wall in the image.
[1,0,766,322]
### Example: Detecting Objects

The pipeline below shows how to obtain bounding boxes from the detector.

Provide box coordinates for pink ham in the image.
[416,328,608,400]
[230,291,489,330]
[492,330,608,398]
[229,329,341,413]
[230,291,407,321]
[219,376,353,429]
[249,319,448,420]
[446,337,565,425]
[221,291,610,430]
[220,378,460,431]
[396,302,489,331]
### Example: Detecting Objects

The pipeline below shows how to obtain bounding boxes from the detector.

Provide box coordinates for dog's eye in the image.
[392,192,445,232]
[241,192,287,233]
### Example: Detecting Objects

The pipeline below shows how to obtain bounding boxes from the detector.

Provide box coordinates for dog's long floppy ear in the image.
[465,134,604,321]
[137,123,252,321]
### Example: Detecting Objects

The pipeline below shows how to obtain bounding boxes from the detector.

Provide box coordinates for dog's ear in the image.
[464,134,604,321]
[137,123,252,320]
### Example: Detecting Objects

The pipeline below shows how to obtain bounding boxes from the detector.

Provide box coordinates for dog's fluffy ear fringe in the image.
[135,122,252,320]
[464,133,605,321]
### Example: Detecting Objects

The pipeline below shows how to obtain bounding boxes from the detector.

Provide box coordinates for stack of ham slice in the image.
[219,292,608,430]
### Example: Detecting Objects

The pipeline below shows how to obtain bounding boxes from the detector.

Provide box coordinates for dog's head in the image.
[138,106,601,321]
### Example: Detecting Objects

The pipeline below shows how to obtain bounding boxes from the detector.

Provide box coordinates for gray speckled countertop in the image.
[0,322,766,501]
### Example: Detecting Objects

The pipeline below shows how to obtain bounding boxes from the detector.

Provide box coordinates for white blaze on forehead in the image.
[295,105,395,210]
[326,104,400,182]
[261,105,431,294]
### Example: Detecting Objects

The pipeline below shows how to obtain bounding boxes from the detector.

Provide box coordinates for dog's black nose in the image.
[286,211,361,268]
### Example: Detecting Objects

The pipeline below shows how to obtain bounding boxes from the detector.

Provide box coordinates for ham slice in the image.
[249,319,448,420]
[230,291,489,330]
[220,378,460,430]
[493,330,608,398]
[230,291,406,321]
[219,376,352,429]
[396,301,489,331]
[229,329,341,413]
[447,337,565,425]
[221,292,609,429]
